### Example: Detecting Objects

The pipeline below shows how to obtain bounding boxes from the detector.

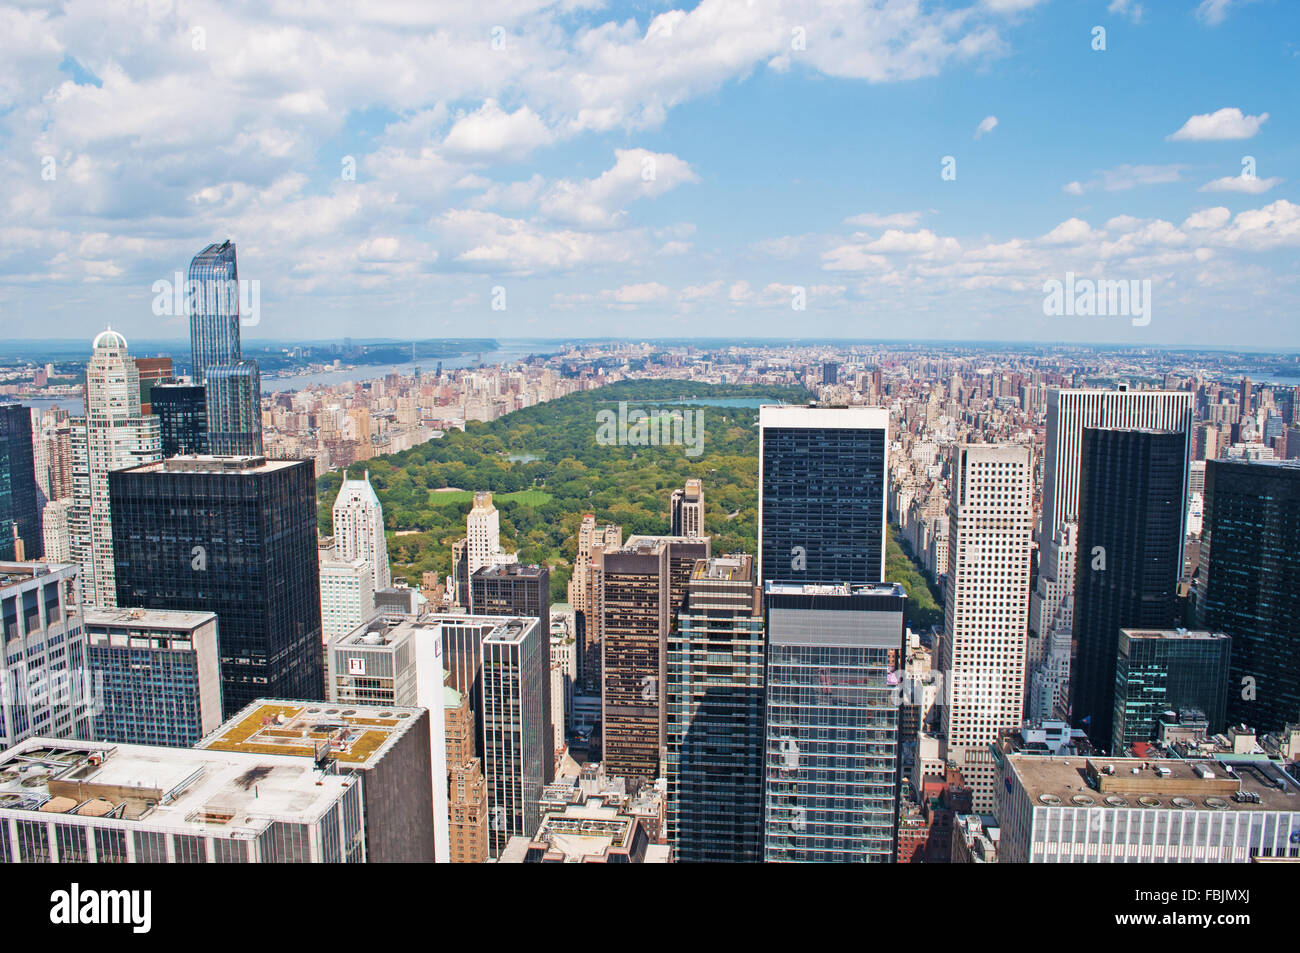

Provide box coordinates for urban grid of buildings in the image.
[1,250,1299,863]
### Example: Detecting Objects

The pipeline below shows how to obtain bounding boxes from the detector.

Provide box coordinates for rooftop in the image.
[0,738,354,834]
[124,455,302,475]
[197,699,422,767]
[84,606,218,631]
[0,561,77,590]
[1006,754,1300,812]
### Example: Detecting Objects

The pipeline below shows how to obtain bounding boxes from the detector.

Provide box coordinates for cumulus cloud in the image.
[1167,107,1268,141]
[974,115,998,139]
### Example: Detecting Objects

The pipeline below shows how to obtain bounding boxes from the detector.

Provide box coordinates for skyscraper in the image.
[669,478,704,538]
[84,606,222,747]
[567,514,622,692]
[666,555,764,862]
[187,240,241,383]
[466,490,502,575]
[758,405,888,587]
[470,563,550,622]
[204,362,263,456]
[1196,459,1300,733]
[150,382,208,456]
[109,455,324,716]
[762,581,906,863]
[0,404,40,560]
[938,444,1034,813]
[0,561,93,749]
[69,330,162,607]
[187,241,263,458]
[332,469,391,591]
[481,617,549,859]
[1111,628,1232,754]
[1071,428,1187,751]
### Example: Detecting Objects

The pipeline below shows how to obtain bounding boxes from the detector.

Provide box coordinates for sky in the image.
[0,0,1298,347]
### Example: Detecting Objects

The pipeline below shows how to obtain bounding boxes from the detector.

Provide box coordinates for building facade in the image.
[758,405,888,587]
[763,581,906,863]
[1112,628,1232,754]
[0,404,41,560]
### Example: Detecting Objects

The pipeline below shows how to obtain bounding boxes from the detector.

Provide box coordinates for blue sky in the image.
[1,0,1297,347]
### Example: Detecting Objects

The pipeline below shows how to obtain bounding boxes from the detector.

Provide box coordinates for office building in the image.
[1197,460,1300,733]
[187,240,241,382]
[40,499,73,564]
[466,491,502,576]
[150,382,208,456]
[1041,388,1193,543]
[0,404,40,560]
[1112,628,1232,754]
[84,607,221,747]
[445,685,489,863]
[996,754,1300,863]
[133,357,172,414]
[669,478,704,538]
[763,581,907,863]
[69,330,162,607]
[470,562,551,622]
[197,699,437,863]
[665,555,764,862]
[319,551,377,643]
[498,796,672,863]
[758,405,888,587]
[332,469,391,591]
[481,617,549,858]
[938,444,1034,812]
[0,737,368,863]
[567,515,622,692]
[109,455,323,717]
[1072,428,1187,751]
[0,562,92,748]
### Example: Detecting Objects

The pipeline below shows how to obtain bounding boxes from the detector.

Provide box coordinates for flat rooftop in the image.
[84,606,217,631]
[472,563,546,578]
[691,555,753,581]
[1006,754,1300,812]
[0,738,354,833]
[197,699,422,766]
[0,561,77,590]
[765,580,906,598]
[1119,627,1228,642]
[125,455,301,475]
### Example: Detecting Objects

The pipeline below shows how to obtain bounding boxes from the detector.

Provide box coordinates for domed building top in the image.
[92,327,128,350]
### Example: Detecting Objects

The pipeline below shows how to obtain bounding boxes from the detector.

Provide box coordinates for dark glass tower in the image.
[187,241,241,383]
[1197,460,1300,733]
[151,382,209,456]
[758,406,888,587]
[469,563,551,622]
[762,581,906,863]
[0,405,40,560]
[666,555,764,863]
[1112,628,1232,753]
[109,456,324,717]
[1071,427,1187,751]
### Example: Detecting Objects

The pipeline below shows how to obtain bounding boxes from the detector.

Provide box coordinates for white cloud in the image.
[974,115,998,139]
[1199,174,1283,194]
[441,100,553,162]
[1108,0,1144,22]
[1064,164,1184,193]
[1167,107,1268,141]
[538,148,698,228]
[844,211,924,228]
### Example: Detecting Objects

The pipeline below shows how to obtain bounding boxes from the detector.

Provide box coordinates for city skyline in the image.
[2,2,1298,346]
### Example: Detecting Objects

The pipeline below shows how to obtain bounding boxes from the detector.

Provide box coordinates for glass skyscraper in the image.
[1072,427,1187,751]
[762,581,906,863]
[666,555,764,863]
[0,404,40,560]
[1111,628,1232,753]
[108,455,324,717]
[758,406,888,588]
[1197,459,1300,733]
[205,362,263,456]
[187,240,241,383]
[151,382,208,456]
